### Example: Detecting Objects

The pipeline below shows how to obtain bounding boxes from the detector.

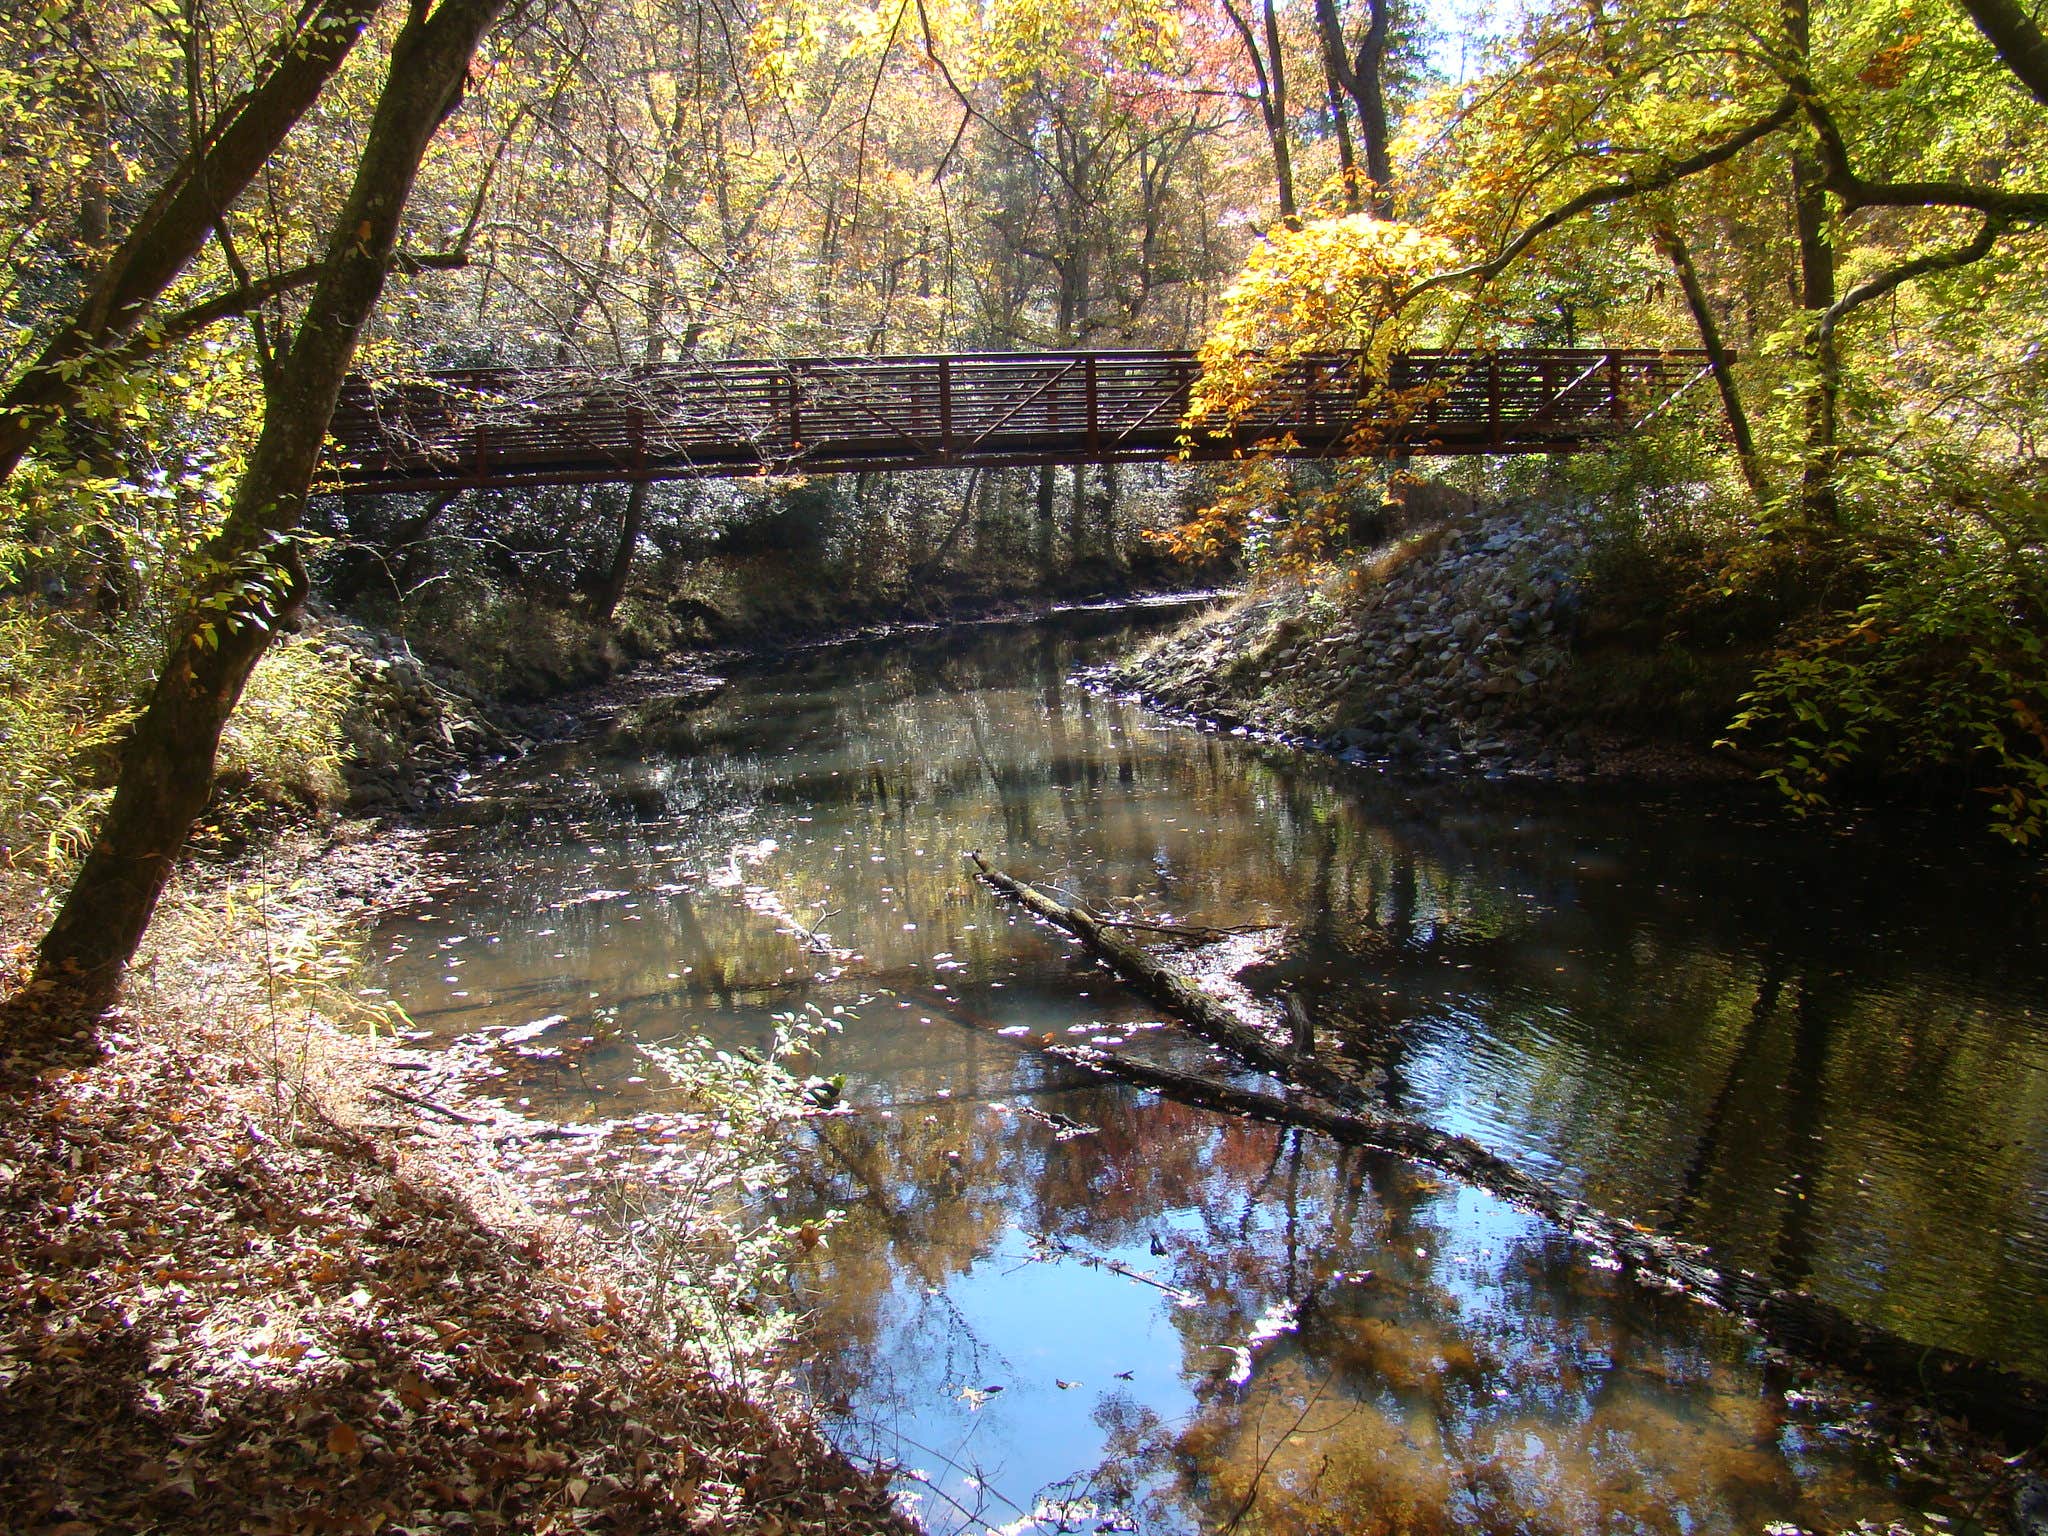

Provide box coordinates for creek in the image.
[369,602,2048,1535]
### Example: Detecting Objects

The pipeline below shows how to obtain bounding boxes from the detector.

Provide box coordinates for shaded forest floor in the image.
[0,828,913,1535]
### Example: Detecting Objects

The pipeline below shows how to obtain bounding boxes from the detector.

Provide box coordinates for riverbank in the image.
[353,607,2048,1532]
[1102,501,1762,784]
[0,825,915,1534]
[11,591,2045,1533]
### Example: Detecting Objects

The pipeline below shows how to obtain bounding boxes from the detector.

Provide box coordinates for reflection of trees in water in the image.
[381,608,2048,1463]
[1094,1140,1908,1535]
[785,1087,1916,1534]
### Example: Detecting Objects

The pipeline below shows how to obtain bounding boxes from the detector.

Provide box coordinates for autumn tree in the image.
[18,0,511,1026]
[0,0,389,484]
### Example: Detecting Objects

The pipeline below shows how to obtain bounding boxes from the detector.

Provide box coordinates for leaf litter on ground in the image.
[0,827,913,1535]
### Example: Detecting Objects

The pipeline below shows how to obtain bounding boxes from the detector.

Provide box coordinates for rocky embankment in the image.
[1108,504,1624,779]
[324,625,530,812]
[312,612,613,813]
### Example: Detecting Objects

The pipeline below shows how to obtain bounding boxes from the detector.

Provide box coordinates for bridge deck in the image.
[327,347,1712,495]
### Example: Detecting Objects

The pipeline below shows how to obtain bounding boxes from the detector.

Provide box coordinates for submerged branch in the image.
[967,851,1372,1112]
[967,854,2048,1448]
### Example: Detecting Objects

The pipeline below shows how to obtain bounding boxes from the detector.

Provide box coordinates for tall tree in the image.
[1216,0,1299,223]
[1312,0,1395,216]
[20,0,510,1027]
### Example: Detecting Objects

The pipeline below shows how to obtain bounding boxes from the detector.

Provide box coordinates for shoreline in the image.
[0,820,916,1535]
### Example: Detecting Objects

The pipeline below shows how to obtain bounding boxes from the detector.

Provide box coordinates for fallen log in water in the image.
[967,852,2048,1448]
[967,851,1373,1112]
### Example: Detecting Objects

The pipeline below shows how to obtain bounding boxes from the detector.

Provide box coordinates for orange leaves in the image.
[1858,34,1923,89]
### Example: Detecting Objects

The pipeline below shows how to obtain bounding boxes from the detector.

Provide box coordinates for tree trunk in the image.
[1784,0,1839,528]
[1314,0,1395,217]
[587,479,649,624]
[19,0,507,1030]
[1311,0,1360,208]
[1035,465,1057,576]
[1652,221,1772,509]
[1794,153,1839,527]
[967,853,1375,1112]
[1354,0,1394,215]
[1099,460,1122,568]
[1068,464,1088,567]
[1220,0,1297,224]
[1260,0,1298,223]
[0,0,385,483]
[1045,1042,2048,1448]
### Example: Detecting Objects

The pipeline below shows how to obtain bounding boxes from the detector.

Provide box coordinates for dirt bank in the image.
[1102,505,1758,784]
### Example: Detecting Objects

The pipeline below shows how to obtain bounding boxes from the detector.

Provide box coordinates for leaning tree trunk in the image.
[0,0,385,484]
[1957,0,2048,107]
[19,0,507,1030]
[587,479,649,624]
[1652,221,1772,510]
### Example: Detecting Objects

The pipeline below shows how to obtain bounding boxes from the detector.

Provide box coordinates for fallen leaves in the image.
[0,921,913,1534]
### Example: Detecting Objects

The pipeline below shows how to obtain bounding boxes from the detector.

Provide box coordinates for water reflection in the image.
[373,605,2048,1532]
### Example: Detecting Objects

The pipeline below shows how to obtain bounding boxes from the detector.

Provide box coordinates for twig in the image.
[371,1081,489,1125]
[1030,1232,1197,1305]
[1224,1366,1337,1533]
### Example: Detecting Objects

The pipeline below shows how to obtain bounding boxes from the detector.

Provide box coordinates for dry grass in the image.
[1345,524,1449,597]
[0,832,913,1536]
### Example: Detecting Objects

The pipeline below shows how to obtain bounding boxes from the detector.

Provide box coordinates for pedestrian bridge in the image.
[327,346,1714,495]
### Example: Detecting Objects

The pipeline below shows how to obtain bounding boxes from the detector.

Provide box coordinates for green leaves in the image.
[1728,486,2048,842]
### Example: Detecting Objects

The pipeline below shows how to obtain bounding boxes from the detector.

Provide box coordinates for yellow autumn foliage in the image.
[1187,215,1459,429]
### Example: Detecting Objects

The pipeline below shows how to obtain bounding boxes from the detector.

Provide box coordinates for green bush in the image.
[0,609,139,886]
[1727,486,2048,843]
[214,633,358,816]
[0,607,363,894]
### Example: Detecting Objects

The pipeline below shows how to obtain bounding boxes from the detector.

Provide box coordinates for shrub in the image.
[214,633,358,817]
[0,609,139,887]
[1727,485,2048,843]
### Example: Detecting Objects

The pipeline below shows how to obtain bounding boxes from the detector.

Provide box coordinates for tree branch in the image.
[0,0,386,481]
[1818,215,2008,354]
[88,245,467,381]
[105,263,325,371]
[1401,95,1799,306]
[1955,0,2048,107]
[1801,94,2048,219]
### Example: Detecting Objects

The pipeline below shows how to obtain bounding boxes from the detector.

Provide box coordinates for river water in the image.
[370,603,2048,1534]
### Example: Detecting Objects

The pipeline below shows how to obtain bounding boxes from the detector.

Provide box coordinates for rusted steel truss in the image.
[325,347,1715,495]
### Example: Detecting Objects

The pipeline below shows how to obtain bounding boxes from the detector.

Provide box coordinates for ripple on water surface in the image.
[371,605,2048,1532]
